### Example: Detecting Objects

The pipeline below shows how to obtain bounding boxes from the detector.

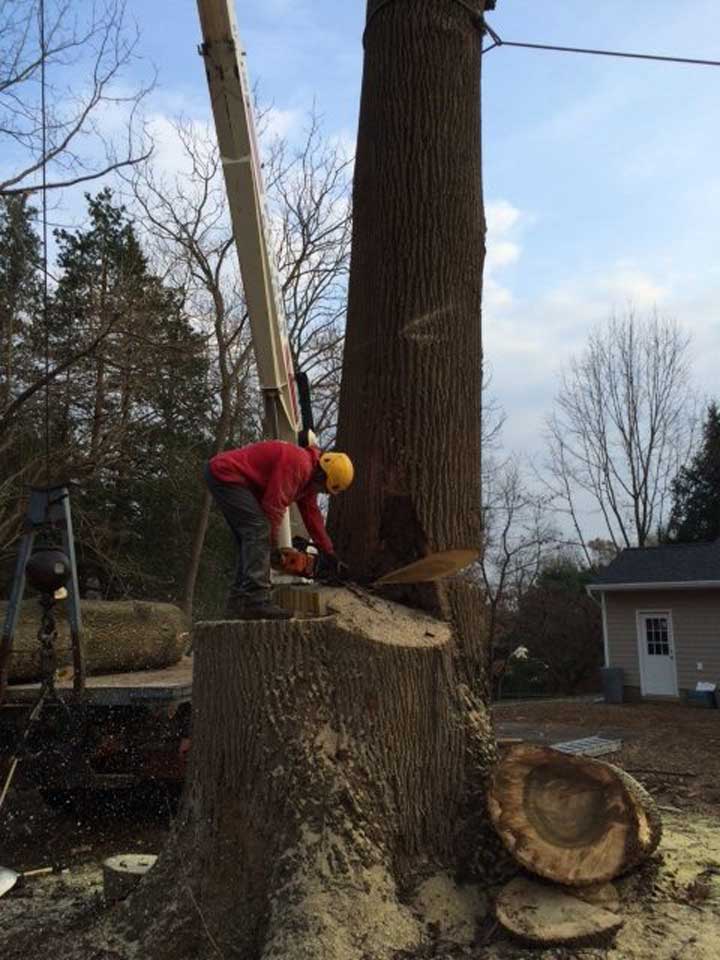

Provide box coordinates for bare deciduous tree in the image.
[128,109,352,616]
[544,308,697,560]
[0,0,152,197]
[479,455,557,694]
[266,111,352,442]
[129,119,254,619]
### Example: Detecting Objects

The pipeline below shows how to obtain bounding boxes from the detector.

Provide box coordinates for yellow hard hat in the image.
[319,452,354,494]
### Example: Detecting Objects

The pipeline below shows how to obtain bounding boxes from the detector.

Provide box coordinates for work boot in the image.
[238,601,292,621]
[223,596,247,620]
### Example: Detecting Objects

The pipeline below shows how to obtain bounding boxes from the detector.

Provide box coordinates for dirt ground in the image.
[1,699,719,959]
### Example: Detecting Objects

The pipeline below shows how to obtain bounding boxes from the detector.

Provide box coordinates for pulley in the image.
[26,547,71,593]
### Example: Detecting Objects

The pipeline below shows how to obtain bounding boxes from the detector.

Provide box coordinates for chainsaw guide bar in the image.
[373,549,479,586]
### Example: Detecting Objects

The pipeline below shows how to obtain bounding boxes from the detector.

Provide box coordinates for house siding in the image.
[605,589,720,697]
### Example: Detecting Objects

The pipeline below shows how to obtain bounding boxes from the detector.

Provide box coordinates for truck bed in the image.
[4,657,193,707]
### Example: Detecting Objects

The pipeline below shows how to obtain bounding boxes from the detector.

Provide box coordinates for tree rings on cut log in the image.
[2,600,188,682]
[496,875,623,946]
[103,854,158,903]
[488,744,662,885]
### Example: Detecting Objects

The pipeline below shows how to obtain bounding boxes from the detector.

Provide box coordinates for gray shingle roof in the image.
[591,539,720,586]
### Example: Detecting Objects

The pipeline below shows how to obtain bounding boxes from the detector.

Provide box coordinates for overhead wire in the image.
[40,0,51,484]
[482,23,720,68]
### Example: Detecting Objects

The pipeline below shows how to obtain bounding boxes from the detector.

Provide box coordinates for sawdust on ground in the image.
[2,810,718,959]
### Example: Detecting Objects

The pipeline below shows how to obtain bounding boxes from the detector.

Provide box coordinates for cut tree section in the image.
[495,875,623,946]
[1,599,188,682]
[488,744,662,886]
[121,591,496,960]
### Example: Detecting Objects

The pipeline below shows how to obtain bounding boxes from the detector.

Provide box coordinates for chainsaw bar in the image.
[373,549,479,586]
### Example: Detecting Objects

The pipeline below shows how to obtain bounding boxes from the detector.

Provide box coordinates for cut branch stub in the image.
[488,744,662,886]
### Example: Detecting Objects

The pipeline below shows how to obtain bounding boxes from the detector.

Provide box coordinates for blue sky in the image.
[95,2,720,468]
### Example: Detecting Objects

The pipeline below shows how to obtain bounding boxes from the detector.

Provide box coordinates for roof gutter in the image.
[587,580,720,593]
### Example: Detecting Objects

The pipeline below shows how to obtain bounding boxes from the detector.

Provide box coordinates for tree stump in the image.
[116,592,496,960]
[488,744,662,886]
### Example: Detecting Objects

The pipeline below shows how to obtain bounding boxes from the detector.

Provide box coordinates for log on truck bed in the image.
[1,599,188,683]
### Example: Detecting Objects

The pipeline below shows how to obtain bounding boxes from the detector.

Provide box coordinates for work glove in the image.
[318,552,349,582]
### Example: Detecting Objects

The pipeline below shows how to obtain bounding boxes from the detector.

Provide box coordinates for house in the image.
[587,540,720,701]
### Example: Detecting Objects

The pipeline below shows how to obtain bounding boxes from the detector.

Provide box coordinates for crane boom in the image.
[196,0,300,445]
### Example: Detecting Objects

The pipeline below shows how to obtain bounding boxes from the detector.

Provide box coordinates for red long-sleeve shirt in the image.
[209,441,333,555]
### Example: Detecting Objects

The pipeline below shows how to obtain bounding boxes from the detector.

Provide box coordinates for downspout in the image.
[587,586,610,668]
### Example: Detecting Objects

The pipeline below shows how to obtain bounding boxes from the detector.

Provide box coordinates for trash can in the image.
[601,667,624,704]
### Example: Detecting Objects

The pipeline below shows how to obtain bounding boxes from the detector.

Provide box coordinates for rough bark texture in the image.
[2,599,188,682]
[328,0,485,612]
[108,593,497,960]
[488,745,663,886]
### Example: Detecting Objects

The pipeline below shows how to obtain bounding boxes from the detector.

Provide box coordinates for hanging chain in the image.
[38,594,58,693]
[0,593,63,814]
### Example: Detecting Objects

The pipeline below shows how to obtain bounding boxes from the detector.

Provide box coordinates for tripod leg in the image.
[0,531,34,703]
[60,497,85,696]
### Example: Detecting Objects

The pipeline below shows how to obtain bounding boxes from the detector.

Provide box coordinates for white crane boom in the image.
[196,0,300,446]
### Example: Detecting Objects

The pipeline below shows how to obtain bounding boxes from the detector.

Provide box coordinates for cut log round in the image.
[116,590,496,960]
[488,744,662,886]
[495,875,623,946]
[103,854,158,903]
[2,600,188,682]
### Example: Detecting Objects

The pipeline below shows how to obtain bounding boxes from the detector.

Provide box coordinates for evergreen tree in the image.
[49,189,214,598]
[0,195,42,397]
[0,196,44,564]
[668,402,720,542]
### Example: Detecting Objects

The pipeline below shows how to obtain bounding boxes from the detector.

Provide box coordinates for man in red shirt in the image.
[205,441,354,620]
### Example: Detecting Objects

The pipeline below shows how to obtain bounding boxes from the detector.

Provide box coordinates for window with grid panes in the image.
[645,617,670,656]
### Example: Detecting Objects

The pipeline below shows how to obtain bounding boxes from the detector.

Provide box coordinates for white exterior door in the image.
[637,612,678,696]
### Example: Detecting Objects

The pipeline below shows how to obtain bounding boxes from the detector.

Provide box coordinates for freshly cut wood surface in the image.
[496,875,623,945]
[374,550,479,585]
[3,599,188,682]
[488,744,662,885]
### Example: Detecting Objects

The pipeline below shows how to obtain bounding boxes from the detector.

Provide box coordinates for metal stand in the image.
[0,484,84,704]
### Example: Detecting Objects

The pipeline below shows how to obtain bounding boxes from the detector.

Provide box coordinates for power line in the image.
[40,0,50,484]
[482,28,720,68]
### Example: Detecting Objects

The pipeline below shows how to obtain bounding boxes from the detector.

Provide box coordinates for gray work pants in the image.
[204,464,271,605]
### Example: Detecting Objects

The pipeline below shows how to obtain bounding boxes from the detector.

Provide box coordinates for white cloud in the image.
[487,199,522,234]
[483,199,525,312]
[262,106,303,140]
[602,263,669,307]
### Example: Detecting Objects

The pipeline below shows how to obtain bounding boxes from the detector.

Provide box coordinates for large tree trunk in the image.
[329,0,485,600]
[110,593,499,960]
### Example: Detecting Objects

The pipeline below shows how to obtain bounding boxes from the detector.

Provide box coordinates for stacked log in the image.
[2,599,188,683]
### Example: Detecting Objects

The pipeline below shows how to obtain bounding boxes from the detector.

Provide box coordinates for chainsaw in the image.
[271,539,348,584]
[273,541,478,587]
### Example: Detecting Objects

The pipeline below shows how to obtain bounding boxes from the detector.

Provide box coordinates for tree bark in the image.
[329,0,485,602]
[112,592,499,960]
[1,599,188,682]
